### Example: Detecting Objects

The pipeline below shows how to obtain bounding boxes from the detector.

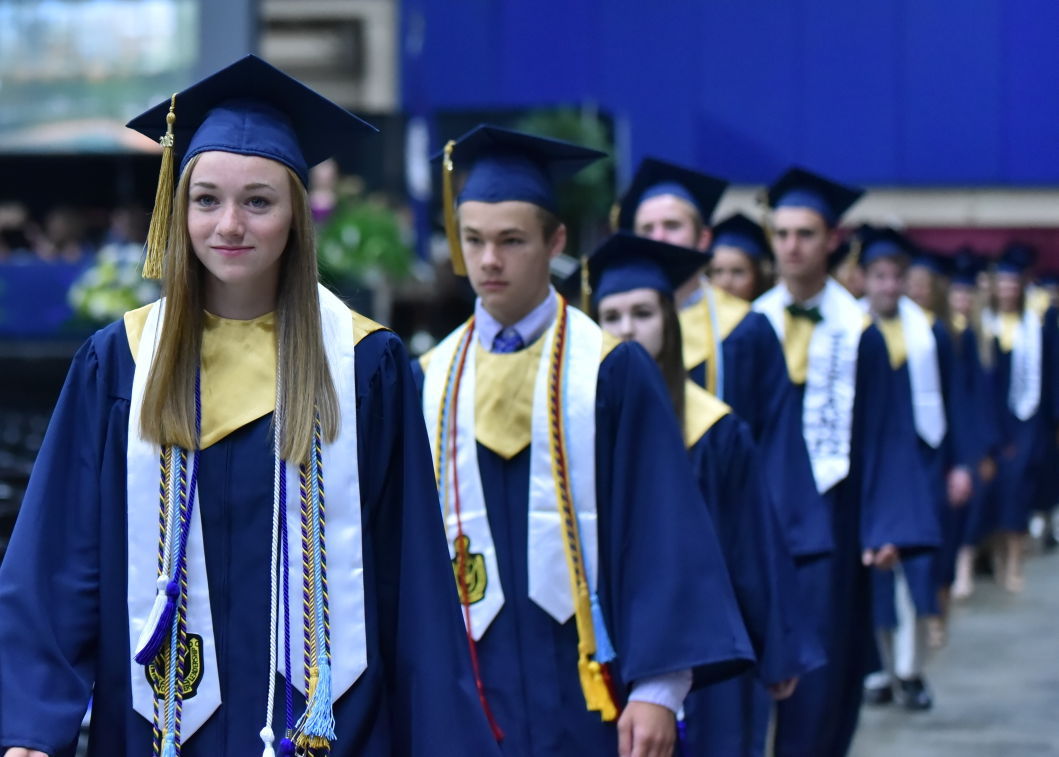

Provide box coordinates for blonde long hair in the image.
[139,154,339,464]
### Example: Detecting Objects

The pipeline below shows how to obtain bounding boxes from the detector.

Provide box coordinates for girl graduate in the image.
[0,56,499,757]
[982,244,1057,591]
[585,232,823,757]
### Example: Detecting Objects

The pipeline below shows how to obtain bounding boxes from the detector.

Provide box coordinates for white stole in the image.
[127,285,366,739]
[1008,308,1043,421]
[422,303,602,640]
[755,278,861,493]
[898,297,947,448]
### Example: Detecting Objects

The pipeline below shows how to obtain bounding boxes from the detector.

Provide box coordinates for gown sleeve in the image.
[355,332,500,757]
[594,342,754,691]
[0,337,107,754]
[854,326,941,553]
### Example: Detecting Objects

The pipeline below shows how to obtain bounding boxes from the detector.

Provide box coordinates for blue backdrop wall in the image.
[401,0,1059,187]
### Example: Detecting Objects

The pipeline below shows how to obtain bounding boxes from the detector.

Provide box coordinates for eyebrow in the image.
[190,181,278,191]
[461,226,526,236]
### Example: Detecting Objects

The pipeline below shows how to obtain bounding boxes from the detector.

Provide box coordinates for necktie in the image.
[786,303,824,323]
[491,328,525,353]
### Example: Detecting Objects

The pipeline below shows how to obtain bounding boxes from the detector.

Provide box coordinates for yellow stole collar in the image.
[123,303,385,449]
[683,380,731,449]
[419,324,620,459]
[877,316,907,369]
[679,285,751,385]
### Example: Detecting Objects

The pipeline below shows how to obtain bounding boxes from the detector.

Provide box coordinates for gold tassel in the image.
[580,255,591,313]
[142,94,177,280]
[608,201,620,233]
[442,140,467,276]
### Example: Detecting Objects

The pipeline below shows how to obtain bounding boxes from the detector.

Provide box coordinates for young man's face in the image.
[769,207,835,283]
[458,200,564,326]
[633,195,711,251]
[864,257,905,318]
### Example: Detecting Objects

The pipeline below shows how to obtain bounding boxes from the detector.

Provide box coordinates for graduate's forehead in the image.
[770,205,829,232]
[187,150,291,189]
[457,200,546,235]
[634,194,702,227]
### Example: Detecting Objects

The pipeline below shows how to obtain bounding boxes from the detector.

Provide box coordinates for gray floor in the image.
[850,545,1059,757]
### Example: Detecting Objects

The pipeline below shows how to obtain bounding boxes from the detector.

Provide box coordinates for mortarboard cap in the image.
[585,231,706,306]
[856,225,917,268]
[127,55,376,187]
[766,166,864,226]
[434,124,606,275]
[616,158,728,231]
[126,55,377,278]
[996,242,1036,274]
[1037,269,1059,288]
[950,247,985,286]
[711,212,771,261]
[908,250,951,277]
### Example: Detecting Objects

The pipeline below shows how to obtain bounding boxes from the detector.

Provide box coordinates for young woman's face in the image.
[995,271,1024,312]
[864,257,905,318]
[904,265,935,311]
[709,246,757,301]
[187,151,293,307]
[597,288,665,360]
[948,283,974,317]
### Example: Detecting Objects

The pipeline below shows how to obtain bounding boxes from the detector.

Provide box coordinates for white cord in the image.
[261,357,285,756]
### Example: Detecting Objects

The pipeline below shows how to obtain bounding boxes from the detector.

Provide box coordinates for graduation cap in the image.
[950,247,985,286]
[766,166,864,227]
[996,242,1037,274]
[908,250,952,277]
[616,157,728,231]
[126,54,377,278]
[583,231,706,307]
[433,124,606,275]
[855,225,917,268]
[1037,269,1059,288]
[710,212,771,261]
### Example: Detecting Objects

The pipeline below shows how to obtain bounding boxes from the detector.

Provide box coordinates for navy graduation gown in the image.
[689,311,826,558]
[1034,306,1059,515]
[0,319,501,757]
[414,340,754,757]
[681,411,824,757]
[991,311,1054,532]
[772,324,939,757]
[873,322,970,626]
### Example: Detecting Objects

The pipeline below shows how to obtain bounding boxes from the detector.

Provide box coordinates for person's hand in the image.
[978,456,997,483]
[768,677,799,700]
[947,467,974,507]
[4,749,50,757]
[863,543,899,570]
[617,701,676,757]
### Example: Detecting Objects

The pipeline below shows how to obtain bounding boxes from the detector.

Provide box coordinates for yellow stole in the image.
[683,380,731,449]
[876,316,908,370]
[679,285,751,394]
[123,303,385,449]
[419,330,620,459]
[997,311,1020,353]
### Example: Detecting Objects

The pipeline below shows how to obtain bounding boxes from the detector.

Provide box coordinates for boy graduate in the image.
[585,233,824,757]
[753,168,940,757]
[0,56,500,757]
[855,227,972,710]
[618,159,824,584]
[414,126,753,757]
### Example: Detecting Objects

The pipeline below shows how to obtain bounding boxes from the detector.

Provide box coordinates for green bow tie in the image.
[786,303,824,323]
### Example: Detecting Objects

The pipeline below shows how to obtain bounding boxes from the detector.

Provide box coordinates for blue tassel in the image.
[134,578,178,665]
[297,662,337,742]
[161,731,178,757]
[590,593,617,664]
[278,737,295,757]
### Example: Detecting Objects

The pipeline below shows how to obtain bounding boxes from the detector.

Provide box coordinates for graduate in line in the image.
[982,243,1057,592]
[752,168,940,757]
[0,56,501,757]
[706,213,774,303]
[941,250,1002,603]
[616,159,823,568]
[855,227,973,710]
[413,126,753,757]
[584,232,824,757]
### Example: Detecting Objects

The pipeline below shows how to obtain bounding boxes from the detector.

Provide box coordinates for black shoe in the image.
[863,683,893,705]
[896,677,933,711]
